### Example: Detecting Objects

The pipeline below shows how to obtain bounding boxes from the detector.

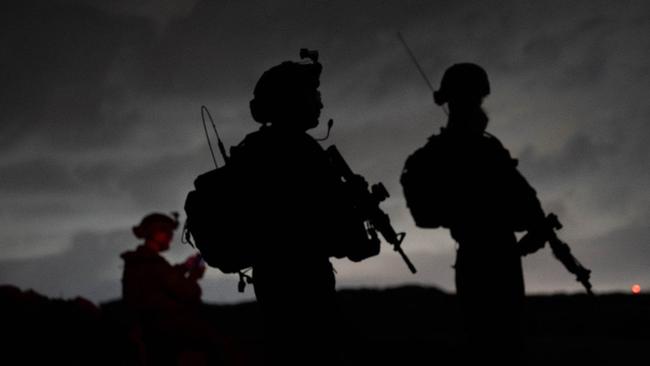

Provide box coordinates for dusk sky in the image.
[1,0,648,303]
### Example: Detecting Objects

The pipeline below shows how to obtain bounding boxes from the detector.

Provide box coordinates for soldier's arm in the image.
[160,261,202,303]
[503,158,550,254]
[489,136,548,254]
[511,168,546,226]
[489,135,546,230]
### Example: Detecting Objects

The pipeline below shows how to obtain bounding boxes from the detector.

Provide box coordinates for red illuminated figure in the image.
[121,212,225,366]
[632,284,641,294]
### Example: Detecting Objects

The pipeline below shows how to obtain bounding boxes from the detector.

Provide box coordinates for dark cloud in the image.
[519,133,617,184]
[0,159,78,194]
[521,34,563,67]
[116,148,206,207]
[81,0,200,28]
[516,16,614,89]
[586,222,650,283]
[0,229,131,301]
[0,200,80,220]
[0,1,151,152]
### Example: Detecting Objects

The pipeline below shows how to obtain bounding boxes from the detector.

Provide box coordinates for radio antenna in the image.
[397,32,435,93]
[200,105,229,169]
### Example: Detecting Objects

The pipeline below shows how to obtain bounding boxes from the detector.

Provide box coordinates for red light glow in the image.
[632,284,641,294]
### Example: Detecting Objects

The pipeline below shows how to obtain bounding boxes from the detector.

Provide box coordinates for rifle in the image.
[326,145,417,273]
[520,213,593,295]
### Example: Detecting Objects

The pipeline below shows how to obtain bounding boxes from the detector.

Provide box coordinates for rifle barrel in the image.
[396,246,417,274]
[548,230,594,295]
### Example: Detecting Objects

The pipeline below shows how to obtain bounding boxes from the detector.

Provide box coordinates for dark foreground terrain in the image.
[2,285,648,365]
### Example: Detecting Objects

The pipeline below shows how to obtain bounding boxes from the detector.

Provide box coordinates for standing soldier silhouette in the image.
[401,63,547,362]
[236,50,368,365]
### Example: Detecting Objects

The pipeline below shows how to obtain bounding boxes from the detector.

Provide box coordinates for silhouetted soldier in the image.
[121,212,216,366]
[235,52,362,365]
[401,63,547,362]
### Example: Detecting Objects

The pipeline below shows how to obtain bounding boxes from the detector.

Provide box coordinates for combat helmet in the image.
[433,63,490,105]
[249,49,322,124]
[132,212,179,239]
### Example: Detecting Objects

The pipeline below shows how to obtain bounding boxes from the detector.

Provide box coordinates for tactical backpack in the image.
[182,107,257,292]
[184,163,253,274]
[400,134,451,229]
[401,130,544,232]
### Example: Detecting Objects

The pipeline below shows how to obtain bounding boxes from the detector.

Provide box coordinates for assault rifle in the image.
[520,213,593,295]
[326,146,417,273]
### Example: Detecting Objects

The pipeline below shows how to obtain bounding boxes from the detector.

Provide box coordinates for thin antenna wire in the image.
[397,32,435,93]
[200,105,230,167]
[201,105,219,169]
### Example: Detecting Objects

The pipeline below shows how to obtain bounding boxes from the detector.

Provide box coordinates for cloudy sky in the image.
[1,0,648,304]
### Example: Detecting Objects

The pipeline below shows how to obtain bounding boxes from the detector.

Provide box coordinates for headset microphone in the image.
[316,118,334,141]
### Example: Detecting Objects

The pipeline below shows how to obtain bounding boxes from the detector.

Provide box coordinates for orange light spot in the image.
[632,284,641,294]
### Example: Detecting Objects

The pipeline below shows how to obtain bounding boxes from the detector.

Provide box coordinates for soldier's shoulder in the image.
[239,127,269,147]
[232,127,273,158]
[404,130,445,168]
[482,130,504,144]
[423,127,448,147]
[479,131,508,151]
[481,131,517,166]
[121,245,162,263]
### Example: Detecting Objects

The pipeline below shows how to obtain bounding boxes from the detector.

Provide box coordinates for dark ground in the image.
[2,285,648,365]
[110,285,650,365]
